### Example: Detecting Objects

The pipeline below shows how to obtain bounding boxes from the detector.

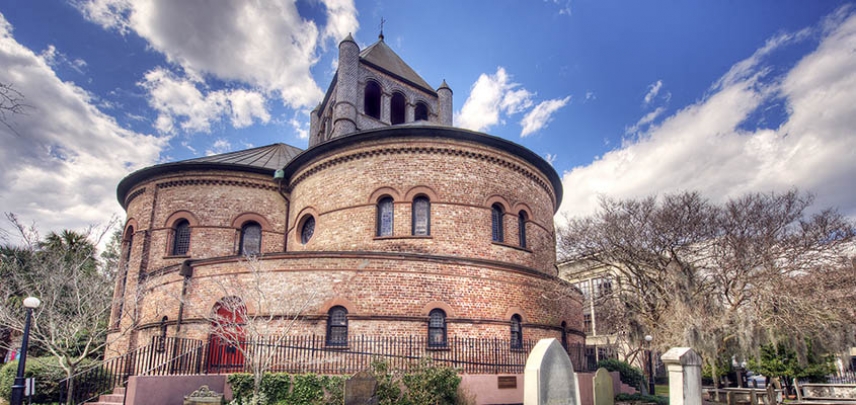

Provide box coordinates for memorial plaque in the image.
[498,376,518,389]
[344,370,378,405]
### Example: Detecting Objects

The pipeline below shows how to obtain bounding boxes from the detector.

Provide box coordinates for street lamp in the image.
[10,296,40,405]
[644,334,655,396]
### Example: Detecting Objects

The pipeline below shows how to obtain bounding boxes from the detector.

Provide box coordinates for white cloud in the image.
[76,0,358,121]
[455,67,535,132]
[520,96,571,137]
[625,106,666,135]
[585,91,596,101]
[558,8,856,220]
[643,80,663,105]
[0,12,166,236]
[545,153,557,166]
[205,139,232,156]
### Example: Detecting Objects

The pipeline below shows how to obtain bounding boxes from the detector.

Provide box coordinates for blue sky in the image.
[1,0,855,238]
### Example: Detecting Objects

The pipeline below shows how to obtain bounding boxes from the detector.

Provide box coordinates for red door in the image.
[207,302,246,373]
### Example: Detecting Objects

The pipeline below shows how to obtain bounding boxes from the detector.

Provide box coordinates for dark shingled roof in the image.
[359,39,435,94]
[117,143,302,207]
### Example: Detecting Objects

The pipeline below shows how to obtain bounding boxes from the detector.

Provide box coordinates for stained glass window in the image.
[326,306,348,346]
[172,219,191,256]
[428,309,447,347]
[377,197,394,237]
[510,314,523,349]
[491,204,504,242]
[412,196,430,236]
[301,216,315,245]
[239,222,262,255]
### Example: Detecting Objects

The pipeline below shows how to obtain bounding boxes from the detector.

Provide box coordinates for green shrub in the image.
[286,373,323,404]
[597,359,645,391]
[372,357,461,405]
[615,392,668,405]
[0,356,103,404]
[319,375,346,405]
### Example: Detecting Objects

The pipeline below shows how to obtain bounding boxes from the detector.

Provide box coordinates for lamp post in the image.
[11,296,40,405]
[644,334,655,396]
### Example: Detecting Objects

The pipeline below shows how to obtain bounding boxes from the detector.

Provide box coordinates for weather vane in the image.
[379,17,386,40]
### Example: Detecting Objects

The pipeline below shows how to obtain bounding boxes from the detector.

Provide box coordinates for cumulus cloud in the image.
[520,96,571,137]
[76,0,358,134]
[0,12,165,235]
[558,7,856,220]
[455,67,534,132]
[625,106,666,135]
[205,138,232,156]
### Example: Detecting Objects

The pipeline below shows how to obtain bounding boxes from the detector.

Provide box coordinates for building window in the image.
[428,309,447,347]
[412,196,430,236]
[414,102,428,121]
[518,211,527,248]
[391,92,406,125]
[172,219,191,256]
[376,197,394,237]
[364,81,382,119]
[510,314,523,349]
[583,314,592,334]
[491,204,504,242]
[239,222,262,256]
[300,215,315,245]
[326,306,348,346]
[561,321,568,350]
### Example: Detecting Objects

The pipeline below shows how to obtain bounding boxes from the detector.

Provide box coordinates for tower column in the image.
[333,34,359,137]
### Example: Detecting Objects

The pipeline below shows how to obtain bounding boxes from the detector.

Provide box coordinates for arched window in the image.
[326,306,348,346]
[510,314,523,349]
[491,204,504,243]
[239,222,262,256]
[412,196,430,236]
[391,92,406,125]
[518,211,528,248]
[300,215,315,245]
[414,102,428,121]
[376,197,394,237]
[172,219,191,256]
[364,81,382,119]
[428,309,447,347]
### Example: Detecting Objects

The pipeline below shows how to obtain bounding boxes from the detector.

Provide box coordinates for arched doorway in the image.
[207,296,246,373]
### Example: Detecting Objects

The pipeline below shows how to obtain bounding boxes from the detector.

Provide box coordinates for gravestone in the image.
[183,385,223,405]
[524,338,579,405]
[344,370,378,405]
[593,367,615,405]
[661,347,702,405]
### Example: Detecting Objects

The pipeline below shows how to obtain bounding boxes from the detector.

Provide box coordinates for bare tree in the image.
[0,82,30,134]
[200,255,317,405]
[0,214,137,404]
[558,190,856,383]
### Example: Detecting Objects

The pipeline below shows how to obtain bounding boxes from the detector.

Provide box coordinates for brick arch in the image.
[483,195,511,212]
[164,210,200,228]
[123,218,139,238]
[230,212,273,230]
[421,301,455,318]
[319,297,357,315]
[404,185,440,201]
[367,187,402,203]
[512,203,533,219]
[504,307,526,323]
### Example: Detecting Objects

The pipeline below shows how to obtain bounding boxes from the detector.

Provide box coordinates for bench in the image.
[790,381,856,405]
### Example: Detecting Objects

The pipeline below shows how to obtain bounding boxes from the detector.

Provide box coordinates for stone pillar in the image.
[406,102,415,123]
[381,93,391,124]
[333,34,359,137]
[437,80,453,126]
[661,347,703,405]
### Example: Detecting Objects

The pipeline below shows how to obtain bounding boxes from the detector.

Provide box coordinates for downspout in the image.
[176,260,193,333]
[274,169,290,252]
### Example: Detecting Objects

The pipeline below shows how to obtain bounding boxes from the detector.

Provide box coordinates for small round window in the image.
[300,215,315,244]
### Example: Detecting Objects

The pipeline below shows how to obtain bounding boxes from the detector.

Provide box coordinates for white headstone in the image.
[524,338,579,405]
[661,347,703,405]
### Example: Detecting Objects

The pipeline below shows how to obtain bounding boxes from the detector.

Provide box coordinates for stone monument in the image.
[661,347,702,405]
[524,338,579,405]
[183,385,223,405]
[593,367,615,405]
[344,370,378,405]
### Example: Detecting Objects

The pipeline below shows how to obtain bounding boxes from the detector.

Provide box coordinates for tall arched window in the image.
[239,222,262,256]
[491,204,504,243]
[510,314,523,349]
[377,197,394,237]
[428,309,447,347]
[364,81,382,119]
[172,219,191,256]
[326,306,348,346]
[518,211,528,248]
[391,92,406,125]
[412,196,430,236]
[414,102,428,121]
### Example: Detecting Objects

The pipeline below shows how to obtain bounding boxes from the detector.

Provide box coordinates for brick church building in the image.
[108,33,583,372]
